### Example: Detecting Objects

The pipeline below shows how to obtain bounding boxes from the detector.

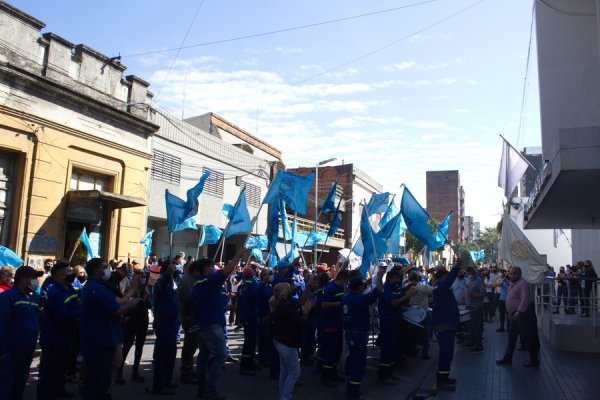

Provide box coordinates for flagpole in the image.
[243,202,267,265]
[196,226,203,259]
[67,228,85,263]
[499,134,537,171]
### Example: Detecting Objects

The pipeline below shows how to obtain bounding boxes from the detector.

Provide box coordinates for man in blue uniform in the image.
[151,261,180,395]
[319,269,349,387]
[38,261,80,399]
[342,270,384,399]
[431,259,462,391]
[193,249,244,400]
[377,268,415,383]
[237,266,260,375]
[80,258,141,400]
[0,265,43,400]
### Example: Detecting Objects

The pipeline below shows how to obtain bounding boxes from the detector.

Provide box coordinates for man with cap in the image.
[0,265,43,399]
[237,265,261,375]
[80,258,141,400]
[193,249,244,400]
[38,261,80,399]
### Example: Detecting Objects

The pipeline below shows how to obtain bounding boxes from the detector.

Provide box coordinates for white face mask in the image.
[102,268,112,281]
[28,278,40,292]
[268,275,274,283]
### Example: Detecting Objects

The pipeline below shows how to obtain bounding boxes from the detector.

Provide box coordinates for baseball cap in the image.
[242,266,254,277]
[15,266,44,282]
[316,264,330,274]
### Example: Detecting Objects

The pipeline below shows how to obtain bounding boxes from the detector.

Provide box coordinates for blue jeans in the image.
[273,340,300,400]
[196,324,227,394]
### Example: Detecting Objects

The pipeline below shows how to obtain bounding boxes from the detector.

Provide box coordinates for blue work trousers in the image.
[152,318,178,390]
[377,318,399,379]
[345,331,368,399]
[320,330,343,381]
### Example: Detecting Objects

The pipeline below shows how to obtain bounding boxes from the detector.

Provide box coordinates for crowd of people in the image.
[0,252,597,400]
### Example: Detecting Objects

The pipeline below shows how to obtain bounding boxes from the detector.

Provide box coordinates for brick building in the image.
[425,170,464,244]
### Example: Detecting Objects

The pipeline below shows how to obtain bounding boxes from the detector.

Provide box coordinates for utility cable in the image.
[121,0,437,58]
[155,0,206,98]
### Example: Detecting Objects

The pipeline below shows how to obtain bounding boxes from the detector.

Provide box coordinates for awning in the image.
[68,190,146,209]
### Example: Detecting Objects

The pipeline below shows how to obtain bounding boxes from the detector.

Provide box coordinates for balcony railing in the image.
[292,215,345,241]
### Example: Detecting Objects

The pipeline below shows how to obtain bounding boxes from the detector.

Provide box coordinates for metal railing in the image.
[533,278,599,336]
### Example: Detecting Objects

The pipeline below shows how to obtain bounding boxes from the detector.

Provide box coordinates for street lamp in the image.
[314,157,337,265]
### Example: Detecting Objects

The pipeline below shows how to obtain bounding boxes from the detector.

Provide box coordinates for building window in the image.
[203,167,224,198]
[70,170,106,191]
[243,181,261,208]
[151,150,181,184]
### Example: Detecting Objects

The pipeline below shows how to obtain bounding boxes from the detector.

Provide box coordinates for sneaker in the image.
[470,346,483,353]
[226,355,238,363]
[496,358,512,366]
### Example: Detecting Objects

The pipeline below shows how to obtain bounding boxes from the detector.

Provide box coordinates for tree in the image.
[404,231,424,257]
[478,226,499,264]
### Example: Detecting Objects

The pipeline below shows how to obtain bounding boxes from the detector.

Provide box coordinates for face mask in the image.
[28,278,40,292]
[102,268,112,281]
[268,275,274,283]
[78,275,87,283]
[140,278,147,285]
[66,274,76,284]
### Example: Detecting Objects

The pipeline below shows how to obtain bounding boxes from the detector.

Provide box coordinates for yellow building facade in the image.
[0,3,158,267]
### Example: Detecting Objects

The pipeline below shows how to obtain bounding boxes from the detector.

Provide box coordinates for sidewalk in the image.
[431,317,600,400]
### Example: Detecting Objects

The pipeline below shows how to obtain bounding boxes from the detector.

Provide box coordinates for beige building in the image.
[0,3,158,267]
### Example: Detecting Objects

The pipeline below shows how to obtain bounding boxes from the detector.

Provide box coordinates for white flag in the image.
[498,139,530,198]
[498,214,545,284]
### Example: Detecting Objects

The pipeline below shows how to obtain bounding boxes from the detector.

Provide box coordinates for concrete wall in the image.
[535,0,600,162]
[571,229,600,274]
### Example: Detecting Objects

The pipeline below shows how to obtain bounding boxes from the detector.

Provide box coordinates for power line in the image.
[516,2,535,149]
[538,0,595,17]
[289,0,487,87]
[155,0,206,98]
[121,0,437,58]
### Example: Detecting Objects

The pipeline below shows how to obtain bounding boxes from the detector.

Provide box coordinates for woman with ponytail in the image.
[270,283,314,400]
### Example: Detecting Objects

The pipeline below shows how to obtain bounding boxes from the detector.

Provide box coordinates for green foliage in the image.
[404,230,424,256]
[478,226,499,264]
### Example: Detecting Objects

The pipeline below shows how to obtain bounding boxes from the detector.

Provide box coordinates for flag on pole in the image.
[328,210,342,237]
[400,187,450,250]
[366,192,390,216]
[359,205,386,278]
[223,186,252,238]
[469,250,485,262]
[294,231,327,248]
[321,180,338,214]
[377,212,402,254]
[280,200,292,240]
[79,227,96,260]
[198,225,222,246]
[498,138,531,198]
[185,170,211,219]
[166,190,198,232]
[262,170,315,215]
[499,213,545,284]
[379,200,399,229]
[246,235,269,250]
[139,230,154,257]
[0,245,23,268]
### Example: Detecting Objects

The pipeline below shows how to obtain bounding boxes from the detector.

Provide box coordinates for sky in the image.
[9,0,542,229]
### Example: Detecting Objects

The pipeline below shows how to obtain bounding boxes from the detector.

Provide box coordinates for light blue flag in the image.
[185,170,211,219]
[432,211,452,249]
[294,231,327,248]
[262,170,315,215]
[166,190,197,233]
[250,248,265,264]
[0,245,23,268]
[377,212,402,255]
[470,250,485,262]
[359,206,385,278]
[79,228,96,260]
[139,230,154,257]
[224,187,252,238]
[366,192,390,216]
[199,225,222,245]
[400,187,448,250]
[268,247,278,269]
[379,200,399,229]
[353,236,364,257]
[321,180,338,214]
[247,235,269,250]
